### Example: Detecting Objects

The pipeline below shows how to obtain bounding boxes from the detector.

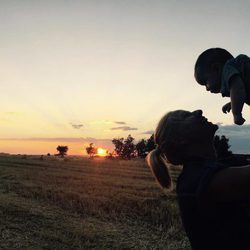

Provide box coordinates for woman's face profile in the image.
[178,110,218,142]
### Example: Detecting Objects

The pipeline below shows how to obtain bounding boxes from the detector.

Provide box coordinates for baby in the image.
[194,48,250,125]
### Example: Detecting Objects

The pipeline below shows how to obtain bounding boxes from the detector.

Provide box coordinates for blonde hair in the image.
[147,110,190,190]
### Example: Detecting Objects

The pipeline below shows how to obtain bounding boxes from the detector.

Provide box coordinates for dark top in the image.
[221,54,250,105]
[176,159,250,250]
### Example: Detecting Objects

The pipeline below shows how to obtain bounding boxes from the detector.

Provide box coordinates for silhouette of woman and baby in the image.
[147,48,250,250]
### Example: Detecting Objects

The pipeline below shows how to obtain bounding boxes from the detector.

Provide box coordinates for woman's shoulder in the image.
[208,164,250,202]
[183,158,225,174]
[177,159,227,196]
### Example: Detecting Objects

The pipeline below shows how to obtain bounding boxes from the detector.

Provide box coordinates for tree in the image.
[214,135,232,159]
[105,151,116,160]
[112,137,124,156]
[136,139,147,158]
[56,145,68,158]
[146,134,156,153]
[213,135,250,166]
[112,134,136,159]
[135,134,156,158]
[123,134,136,159]
[86,143,97,158]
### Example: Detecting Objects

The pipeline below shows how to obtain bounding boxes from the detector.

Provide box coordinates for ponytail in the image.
[147,110,188,191]
[147,148,172,191]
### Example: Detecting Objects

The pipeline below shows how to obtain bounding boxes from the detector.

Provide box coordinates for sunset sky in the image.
[1,0,250,155]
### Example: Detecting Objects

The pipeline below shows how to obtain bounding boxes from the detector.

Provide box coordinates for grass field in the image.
[0,154,190,249]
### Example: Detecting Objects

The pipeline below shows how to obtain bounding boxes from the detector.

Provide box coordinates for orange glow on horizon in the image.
[0,139,113,156]
[97,147,108,157]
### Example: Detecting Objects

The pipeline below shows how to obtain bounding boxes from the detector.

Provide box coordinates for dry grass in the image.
[0,154,190,249]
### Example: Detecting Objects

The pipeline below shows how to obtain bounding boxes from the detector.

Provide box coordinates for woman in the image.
[147,109,250,250]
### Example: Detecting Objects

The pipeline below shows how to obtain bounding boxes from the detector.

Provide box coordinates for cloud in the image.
[217,124,250,136]
[141,130,154,135]
[216,122,223,126]
[110,126,138,131]
[114,121,126,125]
[216,124,250,154]
[70,123,84,129]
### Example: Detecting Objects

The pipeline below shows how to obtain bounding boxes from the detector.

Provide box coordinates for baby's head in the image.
[194,48,233,93]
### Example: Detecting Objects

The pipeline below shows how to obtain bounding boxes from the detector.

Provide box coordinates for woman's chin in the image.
[208,122,218,135]
[211,124,219,135]
[208,121,218,131]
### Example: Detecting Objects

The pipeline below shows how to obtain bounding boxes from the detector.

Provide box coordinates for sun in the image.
[97,147,107,157]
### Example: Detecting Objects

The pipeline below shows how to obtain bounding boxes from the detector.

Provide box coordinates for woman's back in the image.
[176,159,250,250]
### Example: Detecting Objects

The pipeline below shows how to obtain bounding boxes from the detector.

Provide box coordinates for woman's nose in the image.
[192,110,203,117]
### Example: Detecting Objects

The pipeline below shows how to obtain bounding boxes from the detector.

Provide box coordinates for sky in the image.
[1,0,250,155]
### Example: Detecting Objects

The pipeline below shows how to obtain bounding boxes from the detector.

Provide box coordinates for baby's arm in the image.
[222,102,231,113]
[229,75,246,125]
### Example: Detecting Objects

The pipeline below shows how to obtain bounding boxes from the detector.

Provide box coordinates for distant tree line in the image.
[110,134,248,165]
[214,135,248,166]
[112,134,156,159]
[84,134,155,159]
[110,134,237,161]
[214,135,232,159]
[60,134,248,165]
